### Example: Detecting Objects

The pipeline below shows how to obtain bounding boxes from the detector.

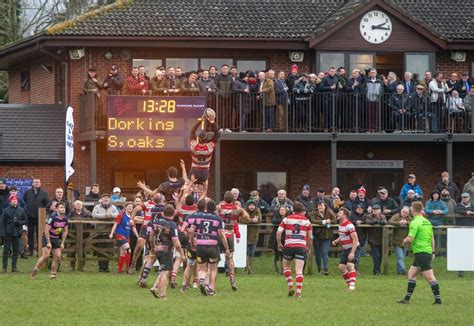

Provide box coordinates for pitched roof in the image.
[391,0,474,40]
[0,105,66,163]
[45,0,473,41]
[46,0,347,39]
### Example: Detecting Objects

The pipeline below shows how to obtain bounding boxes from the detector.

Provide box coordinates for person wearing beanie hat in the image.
[245,200,261,274]
[295,185,315,216]
[285,64,300,98]
[0,194,27,272]
[425,190,448,254]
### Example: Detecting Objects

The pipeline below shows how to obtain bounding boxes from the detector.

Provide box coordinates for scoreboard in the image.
[106,96,206,151]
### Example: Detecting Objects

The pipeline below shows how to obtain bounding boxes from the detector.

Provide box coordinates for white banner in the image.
[219,224,247,268]
[447,228,474,271]
[65,106,75,181]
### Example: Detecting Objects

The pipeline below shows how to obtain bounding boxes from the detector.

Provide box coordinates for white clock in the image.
[359,10,392,44]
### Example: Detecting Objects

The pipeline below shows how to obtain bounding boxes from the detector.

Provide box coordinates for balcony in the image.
[79,91,473,140]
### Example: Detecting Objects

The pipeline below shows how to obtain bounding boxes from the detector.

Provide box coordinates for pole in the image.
[214,139,221,202]
[331,134,337,188]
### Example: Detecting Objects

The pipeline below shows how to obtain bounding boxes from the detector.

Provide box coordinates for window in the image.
[236,60,267,74]
[319,52,344,73]
[201,58,233,70]
[406,53,432,77]
[20,70,30,91]
[257,172,287,204]
[349,54,374,73]
[165,58,198,72]
[132,59,162,77]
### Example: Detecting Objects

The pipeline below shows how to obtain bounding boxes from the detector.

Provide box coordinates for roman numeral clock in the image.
[360,10,392,44]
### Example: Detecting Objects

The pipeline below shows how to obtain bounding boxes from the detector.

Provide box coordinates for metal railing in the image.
[79,91,473,134]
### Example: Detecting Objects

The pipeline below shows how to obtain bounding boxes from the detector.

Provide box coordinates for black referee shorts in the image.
[412,252,433,272]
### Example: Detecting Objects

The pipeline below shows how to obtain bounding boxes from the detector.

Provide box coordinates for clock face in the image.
[359,10,392,44]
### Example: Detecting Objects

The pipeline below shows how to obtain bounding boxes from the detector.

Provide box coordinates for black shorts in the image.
[42,236,61,250]
[283,247,307,261]
[187,248,197,261]
[156,250,173,271]
[219,236,235,253]
[196,246,220,264]
[412,252,433,272]
[339,247,361,265]
[139,227,148,239]
[191,168,209,183]
[179,232,188,248]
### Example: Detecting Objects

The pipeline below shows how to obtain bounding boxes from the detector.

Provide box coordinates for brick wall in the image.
[0,165,64,197]
[8,55,57,104]
[436,50,473,77]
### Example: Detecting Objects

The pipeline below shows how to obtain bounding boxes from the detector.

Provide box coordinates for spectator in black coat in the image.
[22,179,49,256]
[435,171,461,202]
[372,188,400,219]
[249,190,270,214]
[295,184,315,216]
[454,193,474,226]
[0,179,9,215]
[0,195,27,272]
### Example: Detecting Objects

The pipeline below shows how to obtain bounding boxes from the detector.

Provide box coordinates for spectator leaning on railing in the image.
[245,199,262,274]
[372,188,399,219]
[463,172,474,196]
[310,200,337,275]
[92,193,119,273]
[399,174,423,203]
[365,205,387,276]
[454,193,474,226]
[389,206,412,275]
[424,191,448,254]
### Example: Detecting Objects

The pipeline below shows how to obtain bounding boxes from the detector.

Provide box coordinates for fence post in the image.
[76,221,84,271]
[38,208,46,269]
[382,226,390,275]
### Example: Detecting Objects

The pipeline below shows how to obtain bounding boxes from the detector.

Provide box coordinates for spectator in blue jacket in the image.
[399,174,423,202]
[425,190,448,254]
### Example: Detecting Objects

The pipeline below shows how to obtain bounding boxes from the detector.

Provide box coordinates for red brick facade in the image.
[4,46,474,200]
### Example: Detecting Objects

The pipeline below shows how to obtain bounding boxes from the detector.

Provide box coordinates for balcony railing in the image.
[79,91,473,134]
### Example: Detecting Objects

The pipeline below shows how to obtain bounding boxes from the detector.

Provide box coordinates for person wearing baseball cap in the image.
[103,64,124,95]
[295,184,315,215]
[462,173,474,197]
[92,192,119,272]
[365,203,387,275]
[373,188,400,218]
[0,194,27,272]
[399,174,423,203]
[111,187,126,203]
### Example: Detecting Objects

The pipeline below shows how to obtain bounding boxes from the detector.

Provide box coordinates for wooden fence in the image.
[37,208,469,275]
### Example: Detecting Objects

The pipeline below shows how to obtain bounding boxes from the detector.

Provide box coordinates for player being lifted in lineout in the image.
[189,108,220,184]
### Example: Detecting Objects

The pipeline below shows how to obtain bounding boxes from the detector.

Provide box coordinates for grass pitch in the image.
[0,255,472,325]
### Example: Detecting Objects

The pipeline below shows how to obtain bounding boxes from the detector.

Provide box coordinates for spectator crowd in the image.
[84,63,473,133]
[1,168,473,276]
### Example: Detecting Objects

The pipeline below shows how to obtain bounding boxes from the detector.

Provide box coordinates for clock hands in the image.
[371,23,390,30]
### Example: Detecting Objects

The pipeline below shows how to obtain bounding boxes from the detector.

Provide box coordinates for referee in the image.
[397,202,441,305]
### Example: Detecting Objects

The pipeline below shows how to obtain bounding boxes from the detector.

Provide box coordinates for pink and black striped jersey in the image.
[191,212,224,246]
[278,213,312,248]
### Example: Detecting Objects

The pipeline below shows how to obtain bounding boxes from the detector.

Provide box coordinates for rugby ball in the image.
[204,108,216,121]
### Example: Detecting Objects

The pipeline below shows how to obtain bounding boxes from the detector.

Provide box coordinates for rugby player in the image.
[332,208,360,291]
[149,204,184,300]
[189,200,230,296]
[276,202,312,298]
[217,191,250,291]
[189,109,219,184]
[109,202,139,273]
[397,201,442,305]
[180,198,207,291]
[31,202,69,279]
[132,193,164,275]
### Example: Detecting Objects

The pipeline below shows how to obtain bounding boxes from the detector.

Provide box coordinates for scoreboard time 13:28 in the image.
[106,96,206,151]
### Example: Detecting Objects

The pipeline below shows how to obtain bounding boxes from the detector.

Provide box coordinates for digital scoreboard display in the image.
[106,96,206,151]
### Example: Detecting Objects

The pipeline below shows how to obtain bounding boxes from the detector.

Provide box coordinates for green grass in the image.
[0,255,473,325]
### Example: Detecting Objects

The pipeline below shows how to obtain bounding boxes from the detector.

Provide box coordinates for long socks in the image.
[295,274,304,295]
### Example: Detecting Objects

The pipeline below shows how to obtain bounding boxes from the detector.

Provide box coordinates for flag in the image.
[65,106,75,181]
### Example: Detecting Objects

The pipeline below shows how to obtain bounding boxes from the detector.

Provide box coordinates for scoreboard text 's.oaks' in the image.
[106,96,206,151]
